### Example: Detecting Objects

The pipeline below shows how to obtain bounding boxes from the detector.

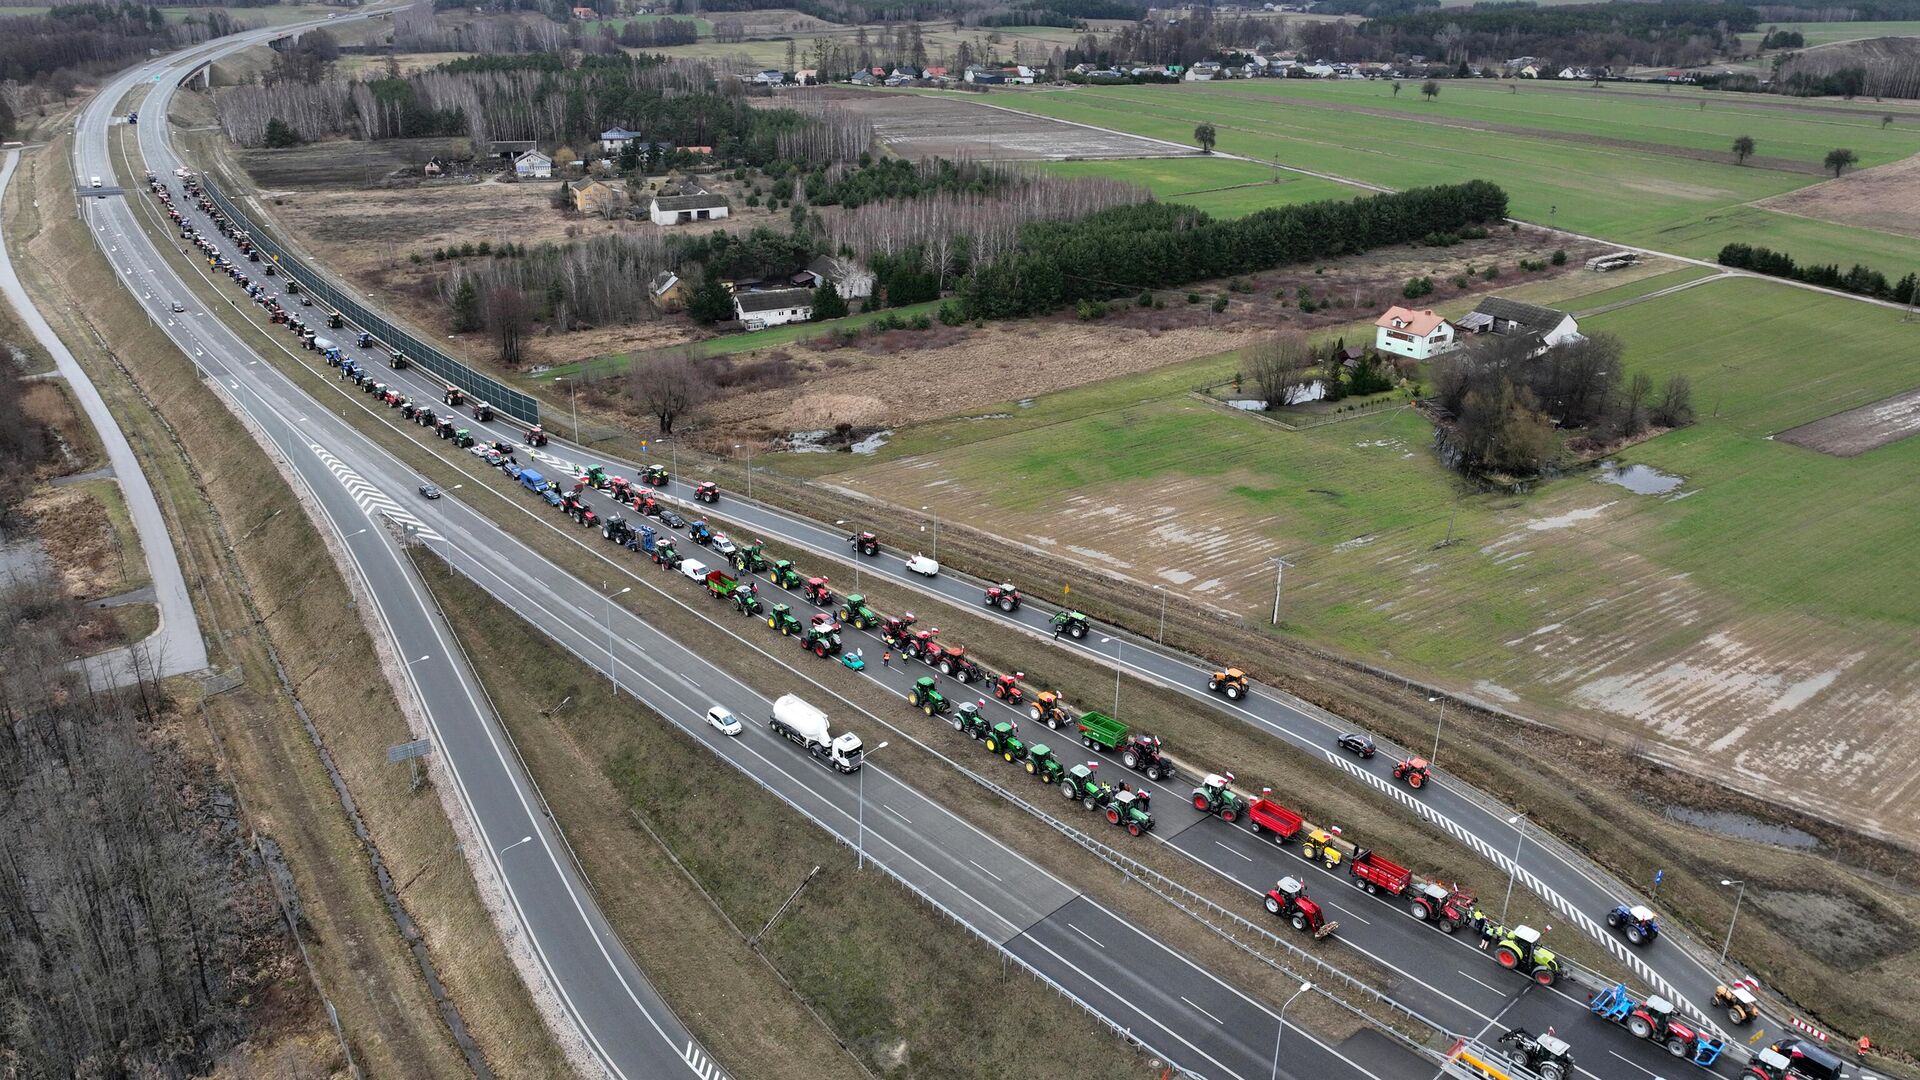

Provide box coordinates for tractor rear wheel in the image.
[1226,685,1243,700]
[939,660,953,675]
[1060,781,1076,800]
[950,715,964,731]
[1408,772,1425,788]
[1123,749,1140,769]
[1607,909,1624,928]
[1494,946,1520,970]
[1539,1064,1565,1080]
[986,736,999,752]
[999,598,1015,612]
[1208,678,1220,691]
[1106,808,1121,825]
[1030,705,1043,721]
[1531,967,1557,987]
[1221,808,1238,823]
[1025,760,1037,774]
[1628,1017,1653,1040]
[1410,900,1431,921]
[1627,925,1647,945]
[1084,797,1097,811]
[1506,1050,1529,1070]
[1069,624,1086,639]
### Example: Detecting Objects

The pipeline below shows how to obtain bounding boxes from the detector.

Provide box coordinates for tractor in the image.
[771,561,805,591]
[443,386,464,407]
[1119,734,1171,781]
[879,613,917,648]
[694,481,719,503]
[1206,668,1251,700]
[767,604,803,637]
[932,645,981,683]
[390,351,408,370]
[1742,1049,1797,1080]
[435,417,457,440]
[583,465,610,490]
[802,577,834,606]
[951,700,991,739]
[417,408,436,429]
[1025,744,1065,784]
[1105,788,1153,836]
[850,531,880,557]
[908,676,950,717]
[837,594,880,629]
[630,490,659,517]
[1590,985,1722,1064]
[732,587,762,618]
[1030,690,1073,730]
[1392,757,1431,789]
[567,499,598,530]
[985,721,1028,763]
[602,515,639,550]
[905,628,942,664]
[651,539,681,569]
[451,428,475,449]
[400,401,419,421]
[984,583,1021,612]
[1409,884,1476,934]
[1711,983,1759,1026]
[801,621,841,657]
[1192,773,1244,822]
[688,520,715,546]
[640,464,668,487]
[732,541,770,575]
[1300,828,1344,870]
[1606,904,1661,946]
[1497,1029,1574,1080]
[1059,763,1111,810]
[993,673,1025,705]
[1265,876,1336,938]
[1050,610,1090,639]
[1492,925,1561,986]
[471,402,493,422]
[608,476,634,503]
[525,425,548,447]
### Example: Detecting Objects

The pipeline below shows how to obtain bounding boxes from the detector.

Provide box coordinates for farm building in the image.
[488,140,536,160]
[650,271,689,312]
[650,192,730,226]
[514,150,553,179]
[733,288,814,330]
[1458,297,1582,350]
[570,179,623,216]
[1373,306,1456,360]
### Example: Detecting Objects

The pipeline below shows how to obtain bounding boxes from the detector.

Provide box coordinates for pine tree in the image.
[687,274,733,324]
[450,277,480,332]
[813,280,848,320]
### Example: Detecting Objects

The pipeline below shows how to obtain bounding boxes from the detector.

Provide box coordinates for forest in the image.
[0,0,240,129]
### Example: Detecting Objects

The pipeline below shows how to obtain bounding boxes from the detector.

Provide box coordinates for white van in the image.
[89,175,102,189]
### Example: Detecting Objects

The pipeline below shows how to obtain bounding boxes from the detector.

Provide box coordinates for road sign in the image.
[387,738,433,763]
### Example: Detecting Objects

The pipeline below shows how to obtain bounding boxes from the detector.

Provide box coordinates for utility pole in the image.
[1269,556,1293,626]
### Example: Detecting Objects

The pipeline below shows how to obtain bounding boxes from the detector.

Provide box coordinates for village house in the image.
[600,127,641,153]
[569,178,623,216]
[733,287,814,330]
[1373,306,1457,360]
[649,191,730,225]
[487,139,536,160]
[649,270,689,312]
[1457,297,1583,351]
[514,150,553,179]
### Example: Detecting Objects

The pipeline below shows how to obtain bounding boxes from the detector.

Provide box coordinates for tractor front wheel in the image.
[985,737,999,752]
[1148,764,1168,781]
[1025,760,1037,774]
[1408,772,1425,788]
[1439,918,1458,934]
[1539,1065,1565,1080]
[1127,822,1143,836]
[1084,797,1098,811]
[1004,751,1015,763]
[1193,795,1210,811]
[950,715,964,731]
[923,704,935,717]
[1221,808,1238,823]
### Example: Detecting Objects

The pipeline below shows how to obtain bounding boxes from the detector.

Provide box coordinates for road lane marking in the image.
[1214,841,1253,862]
[969,859,1002,882]
[883,804,910,824]
[1457,968,1506,995]
[1068,922,1103,948]
[1180,996,1224,1026]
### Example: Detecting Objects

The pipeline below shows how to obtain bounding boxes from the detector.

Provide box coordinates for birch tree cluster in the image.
[825,168,1144,272]
[438,231,678,331]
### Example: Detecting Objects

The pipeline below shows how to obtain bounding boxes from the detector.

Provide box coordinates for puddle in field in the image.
[1664,806,1820,850]
[850,430,893,454]
[971,412,1012,421]
[783,430,833,453]
[1596,460,1686,495]
[1016,398,1035,409]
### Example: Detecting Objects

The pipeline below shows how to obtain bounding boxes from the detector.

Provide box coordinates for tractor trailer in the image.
[770,694,865,773]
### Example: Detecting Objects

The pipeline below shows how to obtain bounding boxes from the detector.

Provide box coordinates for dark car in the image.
[540,488,564,507]
[1336,732,1376,759]
[417,484,442,500]
[659,509,687,530]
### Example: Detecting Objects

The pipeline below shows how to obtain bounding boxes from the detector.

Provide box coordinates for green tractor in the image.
[584,465,610,490]
[802,621,842,657]
[1050,610,1091,640]
[732,541,770,575]
[769,560,803,590]
[732,588,762,618]
[1105,789,1154,836]
[951,700,991,739]
[452,428,476,449]
[985,721,1028,763]
[639,463,668,487]
[1059,763,1111,810]
[1492,925,1562,986]
[652,538,681,569]
[767,603,803,636]
[1192,773,1245,823]
[838,594,882,630]
[1024,744,1065,784]
[908,676,950,717]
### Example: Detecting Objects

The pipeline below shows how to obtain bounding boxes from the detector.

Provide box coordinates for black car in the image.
[658,509,687,530]
[417,484,442,500]
[1336,732,1376,759]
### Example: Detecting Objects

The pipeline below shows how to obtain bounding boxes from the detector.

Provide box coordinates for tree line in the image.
[1718,243,1919,303]
[955,179,1510,320]
[1303,1,1753,70]
[0,0,240,116]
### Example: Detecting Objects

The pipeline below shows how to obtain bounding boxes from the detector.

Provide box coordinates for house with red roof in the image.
[1374,305,1456,360]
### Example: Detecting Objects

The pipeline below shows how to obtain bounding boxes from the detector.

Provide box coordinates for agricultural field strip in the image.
[123,83,1430,1080]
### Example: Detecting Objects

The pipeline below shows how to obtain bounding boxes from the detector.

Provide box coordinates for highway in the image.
[0,149,208,688]
[71,21,1451,1080]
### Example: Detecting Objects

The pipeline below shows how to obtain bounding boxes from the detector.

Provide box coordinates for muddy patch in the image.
[1746,887,1911,968]
[1775,386,1920,457]
[1664,806,1821,850]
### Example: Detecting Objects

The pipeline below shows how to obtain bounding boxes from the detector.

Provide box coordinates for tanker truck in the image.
[769,694,865,773]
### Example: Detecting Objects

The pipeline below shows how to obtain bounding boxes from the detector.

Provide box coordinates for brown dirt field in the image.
[16,379,104,474]
[1775,385,1920,455]
[18,482,136,600]
[770,86,1184,160]
[1756,151,1920,238]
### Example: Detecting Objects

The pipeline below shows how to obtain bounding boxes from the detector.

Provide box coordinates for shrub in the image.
[1551,248,1567,266]
[1077,299,1109,320]
[1228,277,1252,293]
[1403,276,1434,299]
[909,313,932,330]
[1211,295,1229,313]
[938,300,966,326]
[1450,274,1470,289]
[476,240,492,255]
[1138,290,1154,307]
[1187,292,1202,304]
[1482,264,1500,280]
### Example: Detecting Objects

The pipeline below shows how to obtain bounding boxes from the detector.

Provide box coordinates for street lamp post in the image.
[558,377,579,442]
[920,505,939,559]
[1270,981,1313,1080]
[1269,556,1293,626]
[604,584,630,694]
[1718,879,1746,966]
[858,741,889,870]
[1100,636,1122,718]
[1427,694,1448,765]
[734,443,753,499]
[837,520,861,589]
[1155,584,1166,643]
[1502,814,1528,924]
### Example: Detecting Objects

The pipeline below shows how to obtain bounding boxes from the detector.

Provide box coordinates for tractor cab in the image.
[471,401,493,422]
[1494,925,1560,985]
[881,612,917,646]
[452,428,476,448]
[1025,743,1064,783]
[732,588,762,617]
[1607,904,1661,946]
[608,475,632,501]
[836,592,877,627]
[390,351,408,370]
[435,418,457,439]
[909,676,950,716]
[851,531,880,556]
[1411,883,1476,932]
[909,628,940,661]
[994,672,1025,704]
[603,515,636,548]
[769,561,801,589]
[443,386,464,407]
[1050,610,1090,639]
[953,700,990,738]
[801,621,841,657]
[1061,762,1108,808]
[1120,733,1170,780]
[1393,757,1432,789]
[1030,690,1072,729]
[986,721,1027,761]
[694,481,719,503]
[935,644,978,682]
[1712,983,1759,1025]
[689,520,715,546]
[1743,1048,1795,1080]
[356,331,374,348]
[803,577,833,606]
[1106,789,1153,836]
[1192,773,1243,821]
[1301,827,1344,870]
[767,604,802,636]
[652,538,681,569]
[1498,1029,1573,1080]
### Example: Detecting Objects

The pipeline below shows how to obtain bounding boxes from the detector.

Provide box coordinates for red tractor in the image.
[631,489,660,517]
[1264,876,1336,938]
[993,672,1025,705]
[850,531,880,557]
[931,644,981,683]
[906,628,942,663]
[880,613,917,648]
[525,425,548,447]
[1393,757,1431,789]
[803,577,834,606]
[608,476,633,503]
[1119,734,1171,781]
[694,481,719,503]
[1409,883,1476,934]
[984,582,1021,612]
[443,385,464,407]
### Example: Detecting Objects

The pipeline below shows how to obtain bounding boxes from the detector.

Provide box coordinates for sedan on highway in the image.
[1336,732,1376,759]
[705,705,741,736]
[417,483,442,500]
[659,509,686,530]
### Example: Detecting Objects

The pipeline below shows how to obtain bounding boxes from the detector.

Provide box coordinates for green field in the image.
[544,298,946,382]
[584,13,715,34]
[977,81,1920,268]
[1037,156,1363,216]
[1741,19,1920,48]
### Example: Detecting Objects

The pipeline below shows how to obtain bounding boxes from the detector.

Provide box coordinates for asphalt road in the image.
[0,148,208,688]
[75,25,1448,1080]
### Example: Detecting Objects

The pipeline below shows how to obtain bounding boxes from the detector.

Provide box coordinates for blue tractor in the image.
[1607,904,1661,946]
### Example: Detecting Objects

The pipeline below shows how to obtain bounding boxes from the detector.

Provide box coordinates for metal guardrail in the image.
[198,179,540,425]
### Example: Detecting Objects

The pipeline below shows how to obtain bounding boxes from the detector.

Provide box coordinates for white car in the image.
[710,533,737,557]
[906,553,940,577]
[678,558,710,583]
[705,705,741,736]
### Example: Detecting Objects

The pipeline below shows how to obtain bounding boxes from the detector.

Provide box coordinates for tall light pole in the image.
[604,584,630,694]
[734,442,753,499]
[558,377,579,442]
[1271,981,1313,1080]
[1155,584,1166,643]
[1427,693,1447,765]
[858,741,889,870]
[1269,556,1293,626]
[1100,636,1123,718]
[1502,814,1527,924]
[919,505,939,559]
[1718,879,1746,966]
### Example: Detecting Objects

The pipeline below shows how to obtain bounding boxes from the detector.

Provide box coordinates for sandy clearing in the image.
[1775,385,1920,456]
[1757,151,1920,239]
[766,87,1184,160]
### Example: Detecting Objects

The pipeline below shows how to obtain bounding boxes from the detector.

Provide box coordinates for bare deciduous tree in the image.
[1245,330,1315,409]
[627,348,711,435]
[484,284,530,366]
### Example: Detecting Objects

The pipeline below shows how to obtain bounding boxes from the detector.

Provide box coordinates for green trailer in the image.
[1076,711,1128,753]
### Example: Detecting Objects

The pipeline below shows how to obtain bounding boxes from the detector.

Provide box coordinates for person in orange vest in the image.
[1858,1036,1871,1059]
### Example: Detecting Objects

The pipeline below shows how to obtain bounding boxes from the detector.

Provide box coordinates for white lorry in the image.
[769,694,864,773]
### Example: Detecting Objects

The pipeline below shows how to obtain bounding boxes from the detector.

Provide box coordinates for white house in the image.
[1186,61,1222,81]
[600,127,640,153]
[1373,306,1456,360]
[513,150,552,179]
[733,287,814,330]
[649,191,731,226]
[1457,297,1582,351]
